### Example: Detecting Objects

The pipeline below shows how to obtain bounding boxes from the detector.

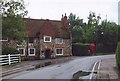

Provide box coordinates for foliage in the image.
[84,11,101,43]
[2,16,26,41]
[1,0,28,17]
[68,13,85,43]
[72,26,85,43]
[87,11,101,28]
[72,43,92,56]
[69,11,118,53]
[68,12,102,43]
[68,13,83,28]
[118,25,120,41]
[2,47,19,55]
[84,27,96,43]
[116,42,120,69]
[1,0,28,41]
[101,20,118,46]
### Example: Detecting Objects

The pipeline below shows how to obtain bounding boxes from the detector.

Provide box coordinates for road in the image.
[3,55,115,79]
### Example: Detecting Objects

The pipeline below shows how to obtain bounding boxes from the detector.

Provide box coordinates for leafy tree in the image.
[68,13,84,43]
[118,25,120,41]
[68,13,83,29]
[84,27,96,43]
[87,11,101,28]
[101,20,118,46]
[83,12,101,43]
[1,0,28,42]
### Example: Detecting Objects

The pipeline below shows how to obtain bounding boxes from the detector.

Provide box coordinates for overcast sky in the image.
[24,0,119,24]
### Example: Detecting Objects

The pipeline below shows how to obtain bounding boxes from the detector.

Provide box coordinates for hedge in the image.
[2,47,19,55]
[116,42,120,69]
[72,43,92,56]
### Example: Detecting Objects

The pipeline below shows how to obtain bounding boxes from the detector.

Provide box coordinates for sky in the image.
[24,0,119,24]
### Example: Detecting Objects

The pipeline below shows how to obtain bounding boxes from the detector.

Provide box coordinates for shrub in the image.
[116,42,120,69]
[2,47,19,55]
[72,43,92,56]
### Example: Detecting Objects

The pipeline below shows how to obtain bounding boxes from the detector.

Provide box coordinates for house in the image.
[17,14,72,60]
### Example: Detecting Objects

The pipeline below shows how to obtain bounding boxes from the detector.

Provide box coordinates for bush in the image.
[116,42,120,69]
[2,47,19,55]
[72,43,92,56]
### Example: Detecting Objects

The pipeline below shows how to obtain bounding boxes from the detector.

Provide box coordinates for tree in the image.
[83,11,101,43]
[101,20,118,46]
[1,0,28,42]
[68,13,84,43]
[87,11,101,28]
[118,25,120,41]
[68,13,83,29]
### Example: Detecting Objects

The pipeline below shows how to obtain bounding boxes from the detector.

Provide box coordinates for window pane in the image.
[56,49,62,54]
[45,37,50,41]
[19,49,23,54]
[30,49,34,54]
[56,38,62,44]
[56,49,59,54]
[44,36,51,42]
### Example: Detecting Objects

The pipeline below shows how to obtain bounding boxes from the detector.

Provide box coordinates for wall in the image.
[40,38,71,58]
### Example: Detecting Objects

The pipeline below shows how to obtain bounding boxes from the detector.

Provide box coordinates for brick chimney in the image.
[61,13,68,27]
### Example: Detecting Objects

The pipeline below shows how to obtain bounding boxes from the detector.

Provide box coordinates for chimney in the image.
[61,13,68,27]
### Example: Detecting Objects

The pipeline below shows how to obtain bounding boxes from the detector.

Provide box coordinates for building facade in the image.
[16,14,72,60]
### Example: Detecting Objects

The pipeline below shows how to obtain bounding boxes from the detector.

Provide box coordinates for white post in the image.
[19,54,21,63]
[8,54,11,65]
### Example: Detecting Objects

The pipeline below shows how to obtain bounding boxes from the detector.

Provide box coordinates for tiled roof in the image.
[24,18,70,39]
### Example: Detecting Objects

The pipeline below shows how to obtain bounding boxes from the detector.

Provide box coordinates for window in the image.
[56,48,63,55]
[1,37,8,41]
[18,48,25,56]
[28,37,34,43]
[28,48,35,56]
[55,38,63,44]
[44,36,51,42]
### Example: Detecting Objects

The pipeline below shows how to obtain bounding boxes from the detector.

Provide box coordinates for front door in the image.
[45,49,51,59]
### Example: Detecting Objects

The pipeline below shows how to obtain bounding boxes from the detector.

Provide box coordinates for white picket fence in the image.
[0,54,21,65]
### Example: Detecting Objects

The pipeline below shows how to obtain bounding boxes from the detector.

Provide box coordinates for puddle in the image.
[72,71,91,79]
[26,61,52,71]
[26,58,72,71]
[72,70,98,81]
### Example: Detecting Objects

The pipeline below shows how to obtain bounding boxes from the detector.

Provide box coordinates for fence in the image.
[0,54,21,65]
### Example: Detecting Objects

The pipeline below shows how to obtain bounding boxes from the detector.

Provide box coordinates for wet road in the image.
[4,55,115,79]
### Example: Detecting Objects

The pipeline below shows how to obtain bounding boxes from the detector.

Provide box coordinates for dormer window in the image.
[44,36,51,42]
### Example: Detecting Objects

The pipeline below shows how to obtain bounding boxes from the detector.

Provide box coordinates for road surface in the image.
[3,55,115,79]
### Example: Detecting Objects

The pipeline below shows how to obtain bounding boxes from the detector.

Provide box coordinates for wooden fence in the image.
[0,54,21,65]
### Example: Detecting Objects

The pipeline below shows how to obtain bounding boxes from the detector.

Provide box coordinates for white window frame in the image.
[28,48,35,56]
[0,37,8,41]
[44,36,52,42]
[55,38,63,44]
[18,48,25,56]
[55,48,63,55]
